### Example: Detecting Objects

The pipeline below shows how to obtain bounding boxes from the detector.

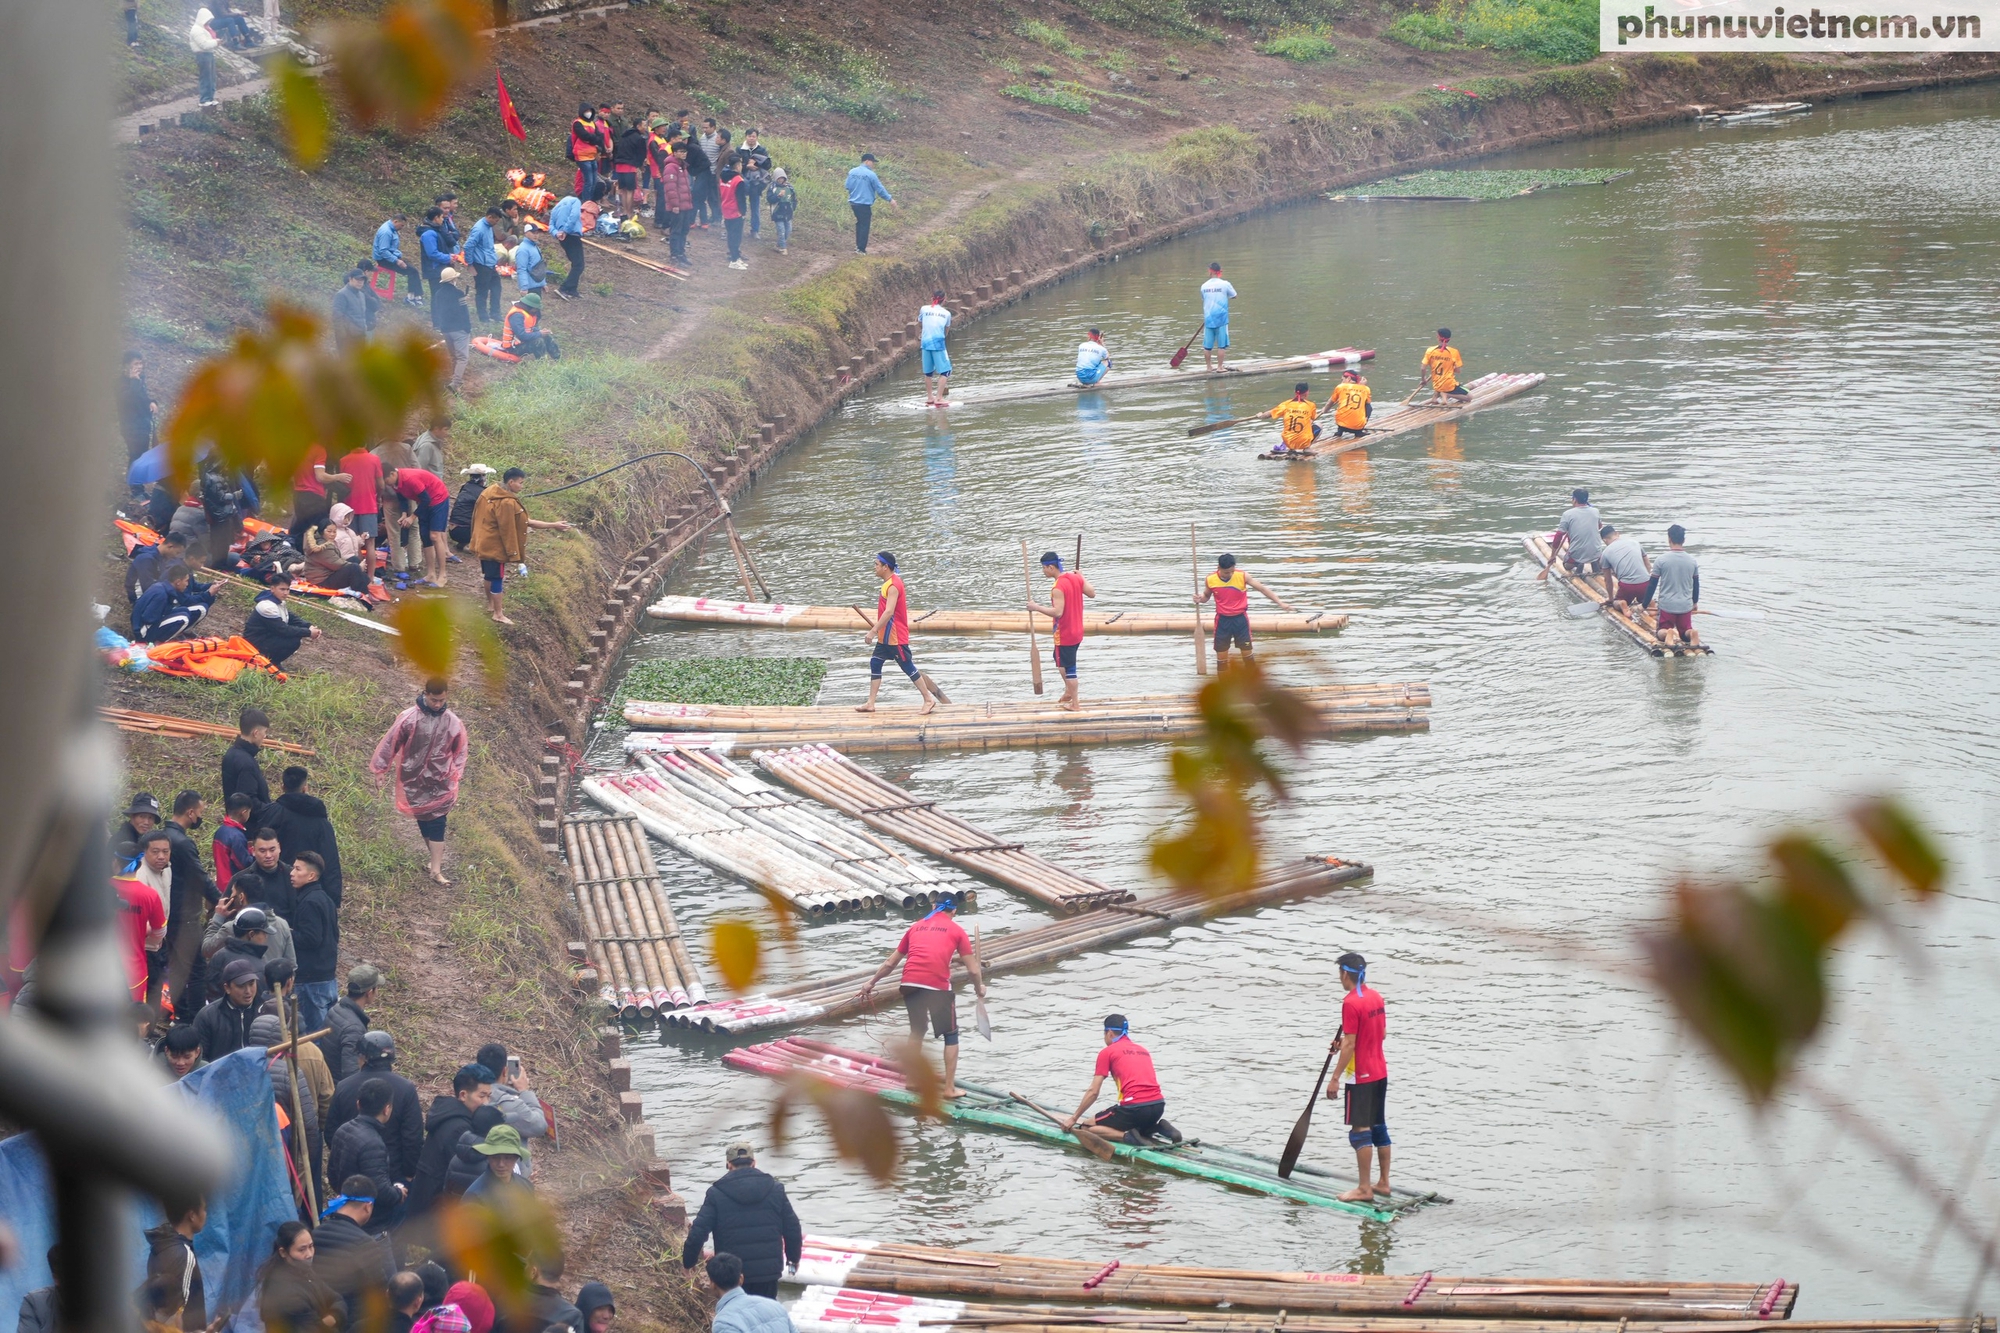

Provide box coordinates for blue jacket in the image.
[845,163,891,206]
[126,543,171,602]
[132,578,211,641]
[372,219,404,264]
[436,214,460,252]
[419,226,453,277]
[514,237,544,291]
[548,196,582,237]
[712,1289,796,1333]
[463,218,497,268]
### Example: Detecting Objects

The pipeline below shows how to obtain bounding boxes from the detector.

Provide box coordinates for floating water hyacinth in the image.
[1327,167,1632,202]
[613,657,828,710]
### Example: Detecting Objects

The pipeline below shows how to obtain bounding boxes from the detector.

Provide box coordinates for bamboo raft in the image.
[582,770,926,916]
[561,814,708,1018]
[622,684,1431,755]
[663,855,1371,1033]
[99,706,315,756]
[632,747,967,910]
[944,347,1376,407]
[1255,373,1547,460]
[1523,534,1712,659]
[647,596,1346,637]
[755,745,1131,913]
[730,1039,1445,1220]
[789,1238,1805,1323]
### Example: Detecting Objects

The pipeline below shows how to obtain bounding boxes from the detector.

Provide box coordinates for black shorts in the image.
[479,558,505,593]
[900,985,957,1043]
[1213,613,1251,652]
[1332,424,1367,439]
[417,813,448,842]
[1345,1078,1387,1127]
[1094,1100,1165,1134]
[870,642,919,681]
[1053,643,1078,679]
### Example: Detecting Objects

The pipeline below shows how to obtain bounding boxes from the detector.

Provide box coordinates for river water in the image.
[595,85,2000,1317]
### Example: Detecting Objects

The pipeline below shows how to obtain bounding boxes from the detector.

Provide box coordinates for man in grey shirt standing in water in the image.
[1646,524,1701,648]
[1539,488,1604,579]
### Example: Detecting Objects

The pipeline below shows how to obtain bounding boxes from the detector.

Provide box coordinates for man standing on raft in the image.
[1027,551,1094,712]
[1196,553,1294,669]
[1419,328,1468,405]
[858,893,984,1099]
[1199,262,1236,372]
[1058,1015,1182,1146]
[858,552,949,714]
[919,289,953,407]
[1325,951,1392,1203]
[1075,328,1112,387]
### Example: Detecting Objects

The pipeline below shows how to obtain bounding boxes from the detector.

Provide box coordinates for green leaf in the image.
[387,595,456,678]
[271,55,331,170]
[1848,797,1945,899]
[1767,834,1868,946]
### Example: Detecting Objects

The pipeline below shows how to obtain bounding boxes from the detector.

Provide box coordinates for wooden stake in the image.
[1022,540,1045,696]
[1190,525,1208,677]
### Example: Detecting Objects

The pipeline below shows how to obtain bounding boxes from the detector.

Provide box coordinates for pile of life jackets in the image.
[505,168,556,216]
[143,636,288,683]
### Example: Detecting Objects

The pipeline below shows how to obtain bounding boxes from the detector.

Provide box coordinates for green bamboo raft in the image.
[724,1037,1447,1222]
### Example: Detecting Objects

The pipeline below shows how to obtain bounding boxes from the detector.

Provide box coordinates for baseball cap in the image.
[222,959,261,985]
[725,1140,755,1164]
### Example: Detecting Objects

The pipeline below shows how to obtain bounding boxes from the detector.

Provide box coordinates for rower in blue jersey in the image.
[1074,328,1112,387]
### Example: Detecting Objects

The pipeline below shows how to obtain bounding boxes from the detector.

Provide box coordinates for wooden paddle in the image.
[973,924,992,1040]
[1189,525,1208,677]
[1008,1091,1116,1161]
[1021,539,1044,695]
[1278,1044,1340,1179]
[1075,534,1083,572]
[1167,325,1203,370]
[1186,412,1265,439]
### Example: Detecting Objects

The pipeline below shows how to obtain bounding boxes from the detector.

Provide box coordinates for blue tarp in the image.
[0,1047,298,1326]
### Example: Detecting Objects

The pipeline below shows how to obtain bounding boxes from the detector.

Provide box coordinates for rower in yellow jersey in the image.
[1267,382,1320,455]
[1419,328,1469,405]
[1325,368,1372,441]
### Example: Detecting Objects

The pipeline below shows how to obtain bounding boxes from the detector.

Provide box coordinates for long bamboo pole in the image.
[609,816,707,1004]
[1190,524,1208,676]
[563,821,626,1014]
[645,599,1348,636]
[599,816,686,1007]
[590,819,674,1009]
[1021,540,1044,695]
[282,991,317,1219]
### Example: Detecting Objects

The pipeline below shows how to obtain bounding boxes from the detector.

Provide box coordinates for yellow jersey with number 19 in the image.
[1329,382,1372,431]
[1422,345,1463,393]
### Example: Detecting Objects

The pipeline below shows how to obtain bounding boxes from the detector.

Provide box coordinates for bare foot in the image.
[944,1087,965,1099]
[1373,1185,1393,1198]
[919,699,937,716]
[429,871,451,886]
[1059,701,1081,712]
[491,614,516,625]
[854,703,876,713]
[1338,1185,1375,1203]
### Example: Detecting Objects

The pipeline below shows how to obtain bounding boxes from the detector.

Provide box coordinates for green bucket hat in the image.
[473,1123,530,1158]
[519,293,542,312]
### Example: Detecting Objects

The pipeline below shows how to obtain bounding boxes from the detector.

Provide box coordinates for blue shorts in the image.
[922,347,952,376]
[480,558,505,594]
[1053,643,1078,679]
[417,498,450,541]
[871,642,920,680]
[1203,322,1229,350]
[1075,364,1106,386]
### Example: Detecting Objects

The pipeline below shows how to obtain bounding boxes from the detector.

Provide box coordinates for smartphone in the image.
[507,1055,521,1075]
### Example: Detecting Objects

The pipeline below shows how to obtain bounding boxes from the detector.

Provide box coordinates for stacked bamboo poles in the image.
[635,747,966,910]
[755,745,1130,912]
[647,595,1347,637]
[583,771,887,915]
[664,856,1370,1032]
[789,1240,1803,1323]
[563,814,708,1018]
[99,706,315,755]
[623,684,1431,755]
[1523,534,1712,659]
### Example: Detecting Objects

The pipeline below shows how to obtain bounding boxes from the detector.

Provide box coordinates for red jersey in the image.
[876,574,910,646]
[395,468,449,507]
[1341,984,1387,1083]
[719,177,745,221]
[113,875,165,1000]
[1051,571,1087,646]
[1206,569,1249,617]
[1094,1037,1164,1105]
[896,912,971,989]
[294,445,327,498]
[341,449,384,516]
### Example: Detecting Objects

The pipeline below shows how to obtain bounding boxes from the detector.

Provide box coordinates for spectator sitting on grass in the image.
[243,570,320,668]
[131,564,214,644]
[125,529,190,604]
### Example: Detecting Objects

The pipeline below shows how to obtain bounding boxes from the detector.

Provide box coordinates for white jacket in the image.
[189,10,220,53]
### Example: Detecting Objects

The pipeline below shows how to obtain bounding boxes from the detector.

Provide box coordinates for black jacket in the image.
[205,936,271,1005]
[531,1284,582,1333]
[322,996,369,1082]
[442,1107,505,1198]
[121,375,154,456]
[408,1094,475,1213]
[309,1214,391,1333]
[192,994,259,1061]
[328,1114,398,1200]
[292,883,338,984]
[244,592,314,666]
[222,738,271,812]
[737,140,773,173]
[448,478,487,541]
[328,1064,423,1180]
[233,860,297,918]
[613,125,648,169]
[261,1259,344,1333]
[161,820,217,941]
[431,284,472,336]
[262,792,343,906]
[680,1165,803,1285]
[144,1226,205,1329]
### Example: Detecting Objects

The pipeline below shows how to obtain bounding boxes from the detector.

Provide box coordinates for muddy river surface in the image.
[590,85,2000,1317]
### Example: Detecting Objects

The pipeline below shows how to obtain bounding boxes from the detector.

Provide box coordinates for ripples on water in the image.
[594,88,2000,1314]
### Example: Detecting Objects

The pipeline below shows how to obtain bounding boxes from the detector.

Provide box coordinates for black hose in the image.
[522,451,696,498]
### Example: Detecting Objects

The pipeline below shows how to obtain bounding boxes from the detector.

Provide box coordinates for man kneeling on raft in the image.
[1057,1014,1182,1147]
[859,893,984,1098]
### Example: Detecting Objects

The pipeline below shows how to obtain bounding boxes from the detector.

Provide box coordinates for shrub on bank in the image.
[1387,0,1597,63]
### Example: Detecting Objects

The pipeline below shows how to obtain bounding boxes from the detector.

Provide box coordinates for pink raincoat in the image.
[370,699,469,820]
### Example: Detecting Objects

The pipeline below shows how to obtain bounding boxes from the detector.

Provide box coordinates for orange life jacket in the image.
[501,304,538,350]
[143,636,288,684]
[508,185,556,215]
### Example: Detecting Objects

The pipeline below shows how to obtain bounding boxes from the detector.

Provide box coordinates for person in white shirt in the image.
[918,290,953,407]
[1075,328,1112,387]
[1199,262,1238,371]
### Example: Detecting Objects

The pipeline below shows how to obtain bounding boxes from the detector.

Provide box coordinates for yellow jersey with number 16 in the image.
[1269,399,1318,448]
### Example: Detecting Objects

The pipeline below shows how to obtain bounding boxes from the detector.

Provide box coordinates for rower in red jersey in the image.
[1058,1014,1181,1146]
[857,551,948,714]
[1027,550,1095,712]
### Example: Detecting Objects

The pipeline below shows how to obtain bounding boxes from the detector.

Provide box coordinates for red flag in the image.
[496,71,527,141]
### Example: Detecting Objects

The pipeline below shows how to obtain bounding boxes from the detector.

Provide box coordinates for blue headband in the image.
[1341,963,1366,988]
[320,1193,373,1219]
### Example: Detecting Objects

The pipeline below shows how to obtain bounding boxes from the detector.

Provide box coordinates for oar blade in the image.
[1277,1105,1314,1178]
[975,998,993,1041]
[1565,601,1603,618]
